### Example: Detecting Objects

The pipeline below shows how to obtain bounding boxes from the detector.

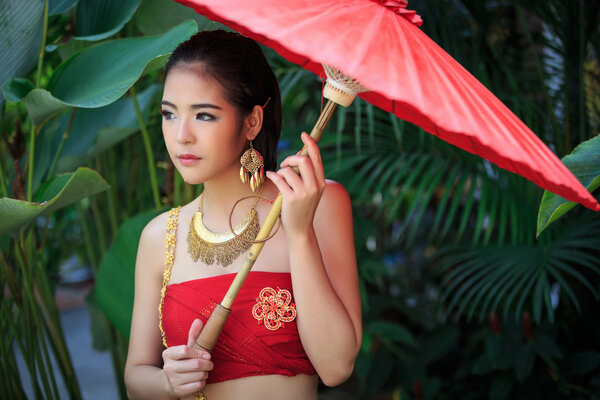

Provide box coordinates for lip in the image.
[178,153,200,159]
[178,153,201,166]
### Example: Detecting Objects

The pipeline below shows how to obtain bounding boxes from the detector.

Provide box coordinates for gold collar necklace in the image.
[186,185,263,267]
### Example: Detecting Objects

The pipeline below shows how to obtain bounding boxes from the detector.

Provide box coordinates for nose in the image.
[176,118,195,145]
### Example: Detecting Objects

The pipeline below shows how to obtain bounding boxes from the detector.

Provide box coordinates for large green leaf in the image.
[1,20,197,125]
[135,0,224,36]
[0,167,109,237]
[75,0,142,41]
[49,0,78,15]
[537,134,600,236]
[2,78,34,102]
[95,209,165,337]
[31,84,160,190]
[55,39,93,62]
[0,0,44,104]
[55,84,160,173]
[49,19,196,106]
[1,82,70,126]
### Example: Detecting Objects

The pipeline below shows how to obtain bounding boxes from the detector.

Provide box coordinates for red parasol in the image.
[176,0,599,211]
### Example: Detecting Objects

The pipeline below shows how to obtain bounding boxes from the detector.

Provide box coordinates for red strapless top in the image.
[161,271,316,384]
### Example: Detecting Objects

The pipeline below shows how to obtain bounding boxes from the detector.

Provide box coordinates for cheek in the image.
[162,123,178,160]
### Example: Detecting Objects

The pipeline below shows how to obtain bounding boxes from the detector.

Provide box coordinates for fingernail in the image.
[202,353,211,360]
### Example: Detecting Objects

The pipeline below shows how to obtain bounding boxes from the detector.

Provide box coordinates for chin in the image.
[174,168,206,186]
[181,175,205,186]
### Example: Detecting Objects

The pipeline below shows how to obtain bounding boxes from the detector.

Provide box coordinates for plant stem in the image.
[105,319,128,399]
[90,193,107,256]
[13,240,48,398]
[78,202,98,271]
[0,153,8,197]
[46,108,77,180]
[27,0,49,201]
[16,238,83,399]
[130,86,161,209]
[0,283,24,398]
[103,152,120,236]
[578,1,586,145]
[35,0,49,89]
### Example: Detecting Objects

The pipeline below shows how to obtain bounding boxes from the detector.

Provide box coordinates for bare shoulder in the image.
[316,179,352,219]
[314,180,353,251]
[138,208,179,276]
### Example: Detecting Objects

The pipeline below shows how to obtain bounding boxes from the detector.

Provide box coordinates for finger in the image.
[177,358,214,374]
[280,156,317,191]
[166,344,209,362]
[277,166,309,193]
[186,319,212,360]
[174,380,208,397]
[301,132,325,183]
[177,370,210,383]
[266,170,294,197]
[187,319,203,348]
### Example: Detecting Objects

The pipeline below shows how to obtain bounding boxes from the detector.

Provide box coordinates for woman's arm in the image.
[124,213,176,399]
[124,213,212,399]
[266,133,362,387]
[290,182,361,386]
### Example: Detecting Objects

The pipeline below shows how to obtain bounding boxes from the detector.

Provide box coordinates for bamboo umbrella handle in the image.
[193,100,338,353]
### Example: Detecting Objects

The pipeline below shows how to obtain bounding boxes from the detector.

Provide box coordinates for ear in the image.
[243,105,264,141]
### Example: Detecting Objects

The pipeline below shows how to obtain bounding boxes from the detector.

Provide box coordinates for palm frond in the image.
[439,217,600,323]
[323,100,541,248]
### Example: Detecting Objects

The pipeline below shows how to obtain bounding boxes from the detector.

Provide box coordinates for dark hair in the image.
[165,30,281,171]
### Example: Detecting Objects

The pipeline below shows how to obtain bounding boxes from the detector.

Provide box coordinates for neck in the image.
[200,164,261,221]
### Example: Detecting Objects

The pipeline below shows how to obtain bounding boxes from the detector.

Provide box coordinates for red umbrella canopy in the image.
[175,0,600,211]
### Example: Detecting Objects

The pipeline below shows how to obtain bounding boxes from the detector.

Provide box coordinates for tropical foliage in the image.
[0,0,598,399]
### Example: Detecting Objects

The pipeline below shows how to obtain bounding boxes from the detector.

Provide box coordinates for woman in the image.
[124,30,361,400]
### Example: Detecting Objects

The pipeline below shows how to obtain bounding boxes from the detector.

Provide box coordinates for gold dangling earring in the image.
[239,141,264,192]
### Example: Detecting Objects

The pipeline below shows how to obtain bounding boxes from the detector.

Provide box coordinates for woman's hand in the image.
[161,319,213,398]
[266,132,326,237]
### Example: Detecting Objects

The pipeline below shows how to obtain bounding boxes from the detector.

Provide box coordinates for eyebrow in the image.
[161,100,222,110]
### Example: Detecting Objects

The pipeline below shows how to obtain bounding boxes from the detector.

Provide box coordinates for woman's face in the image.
[161,64,246,185]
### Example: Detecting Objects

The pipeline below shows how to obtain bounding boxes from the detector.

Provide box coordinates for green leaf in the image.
[49,20,196,106]
[10,20,197,125]
[95,209,165,337]
[472,353,495,375]
[537,134,600,236]
[418,327,460,364]
[532,335,562,359]
[0,0,44,104]
[367,321,418,347]
[56,39,93,62]
[0,167,109,237]
[490,374,514,400]
[49,0,79,15]
[565,352,600,375]
[135,0,223,36]
[2,78,34,103]
[16,88,72,126]
[513,345,536,382]
[75,0,142,41]
[54,84,160,173]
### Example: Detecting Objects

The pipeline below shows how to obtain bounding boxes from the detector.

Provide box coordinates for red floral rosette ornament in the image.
[252,287,297,331]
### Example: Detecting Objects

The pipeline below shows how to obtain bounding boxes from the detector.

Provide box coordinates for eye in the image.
[160,109,175,120]
[196,112,215,121]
